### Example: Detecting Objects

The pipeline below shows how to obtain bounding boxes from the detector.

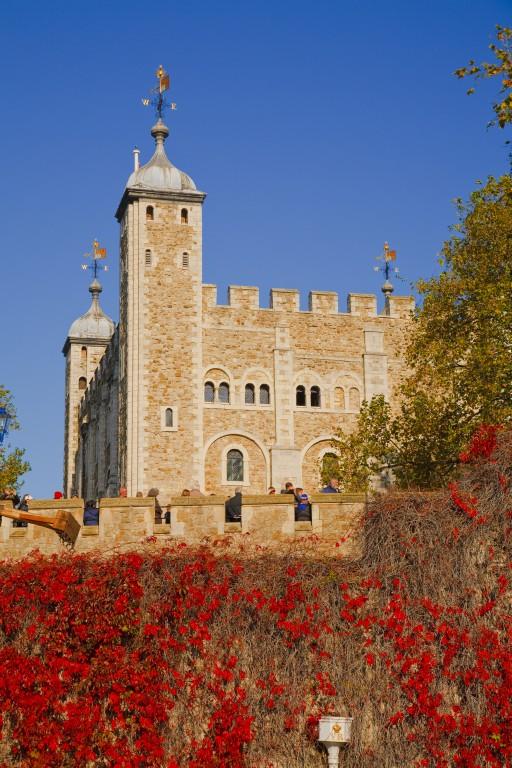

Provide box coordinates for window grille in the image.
[227,449,244,482]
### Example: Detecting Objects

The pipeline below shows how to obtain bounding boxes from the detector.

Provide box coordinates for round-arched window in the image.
[78,376,87,391]
[165,408,173,427]
[219,382,230,404]
[296,385,306,406]
[227,449,244,482]
[204,381,215,403]
[311,386,321,408]
[259,384,270,405]
[245,383,255,404]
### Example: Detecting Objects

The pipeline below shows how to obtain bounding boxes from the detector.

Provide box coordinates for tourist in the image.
[119,486,128,498]
[181,489,191,496]
[225,487,242,522]
[268,486,276,495]
[294,487,311,521]
[53,491,63,500]
[83,500,99,526]
[280,482,295,495]
[135,491,143,498]
[189,486,204,497]
[13,494,31,527]
[321,478,340,493]
[147,488,163,523]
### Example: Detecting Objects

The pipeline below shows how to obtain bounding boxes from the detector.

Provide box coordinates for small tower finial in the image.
[133,146,140,171]
[374,241,399,296]
[141,65,177,120]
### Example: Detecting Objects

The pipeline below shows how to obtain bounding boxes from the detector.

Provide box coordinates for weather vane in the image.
[142,65,176,120]
[81,240,108,281]
[374,242,399,295]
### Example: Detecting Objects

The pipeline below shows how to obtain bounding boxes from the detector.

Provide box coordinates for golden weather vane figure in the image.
[81,240,108,280]
[374,242,400,295]
[141,65,177,119]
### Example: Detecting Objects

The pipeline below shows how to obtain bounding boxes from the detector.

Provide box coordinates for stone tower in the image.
[62,279,115,496]
[115,118,206,496]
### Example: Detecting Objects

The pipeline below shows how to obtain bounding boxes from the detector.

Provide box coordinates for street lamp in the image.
[318,715,353,767]
[0,407,12,446]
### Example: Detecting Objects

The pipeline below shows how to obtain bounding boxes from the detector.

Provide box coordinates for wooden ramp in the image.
[0,506,81,548]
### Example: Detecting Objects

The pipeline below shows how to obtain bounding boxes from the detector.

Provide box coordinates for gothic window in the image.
[219,382,230,404]
[181,208,188,224]
[182,252,189,268]
[146,205,154,221]
[335,387,345,410]
[296,385,306,406]
[78,377,87,391]
[310,386,321,408]
[245,383,255,404]
[204,381,215,403]
[226,449,244,482]
[81,346,87,367]
[349,387,360,411]
[145,249,152,267]
[259,384,270,405]
[165,408,173,428]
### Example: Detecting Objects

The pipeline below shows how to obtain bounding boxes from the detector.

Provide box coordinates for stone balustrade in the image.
[0,494,365,560]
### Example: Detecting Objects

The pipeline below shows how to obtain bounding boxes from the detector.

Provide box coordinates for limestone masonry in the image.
[62,110,414,502]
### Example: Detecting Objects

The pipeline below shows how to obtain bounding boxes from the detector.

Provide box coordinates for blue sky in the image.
[1,0,509,496]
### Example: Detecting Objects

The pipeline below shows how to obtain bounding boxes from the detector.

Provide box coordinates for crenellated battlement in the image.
[202,284,414,317]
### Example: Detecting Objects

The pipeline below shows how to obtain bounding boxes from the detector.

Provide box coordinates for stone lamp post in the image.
[318,715,353,766]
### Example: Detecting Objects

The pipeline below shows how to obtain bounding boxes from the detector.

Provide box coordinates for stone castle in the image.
[62,90,414,503]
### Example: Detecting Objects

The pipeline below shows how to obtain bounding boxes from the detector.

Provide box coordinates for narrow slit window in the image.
[245,383,255,404]
[78,376,87,391]
[81,346,87,367]
[181,208,188,224]
[296,385,306,406]
[204,381,215,403]
[227,449,244,482]
[164,408,173,427]
[259,384,270,405]
[182,252,189,268]
[146,205,154,221]
[311,386,321,407]
[145,249,152,267]
[219,382,230,404]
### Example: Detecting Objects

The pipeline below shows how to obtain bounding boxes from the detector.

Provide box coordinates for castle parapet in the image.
[270,288,300,312]
[309,291,338,314]
[228,285,259,309]
[202,284,217,308]
[347,293,377,317]
[385,295,415,318]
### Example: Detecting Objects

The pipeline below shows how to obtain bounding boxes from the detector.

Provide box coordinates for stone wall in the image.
[0,494,364,560]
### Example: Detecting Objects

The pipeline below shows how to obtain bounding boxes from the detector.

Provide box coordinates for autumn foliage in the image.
[1,428,511,766]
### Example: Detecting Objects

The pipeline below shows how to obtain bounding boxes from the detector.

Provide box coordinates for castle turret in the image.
[62,279,114,497]
[115,110,206,495]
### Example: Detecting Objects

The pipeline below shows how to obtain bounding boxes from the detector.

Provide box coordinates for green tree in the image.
[329,175,512,491]
[0,385,30,492]
[455,24,512,128]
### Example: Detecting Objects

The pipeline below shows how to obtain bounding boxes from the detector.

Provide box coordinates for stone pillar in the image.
[271,325,301,487]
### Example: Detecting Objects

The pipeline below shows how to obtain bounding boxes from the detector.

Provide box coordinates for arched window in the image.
[259,384,270,405]
[335,387,345,410]
[219,382,230,404]
[181,208,188,224]
[322,452,339,479]
[81,346,87,367]
[296,385,306,406]
[164,408,173,427]
[182,252,189,268]
[204,381,215,403]
[146,205,154,221]
[349,387,360,411]
[311,386,321,407]
[78,376,87,391]
[145,249,152,267]
[245,383,255,404]
[226,449,244,482]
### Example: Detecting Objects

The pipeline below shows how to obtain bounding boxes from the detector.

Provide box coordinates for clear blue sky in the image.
[1,0,509,497]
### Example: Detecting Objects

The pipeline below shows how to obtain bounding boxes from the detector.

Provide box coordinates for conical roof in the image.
[67,279,115,341]
[126,119,197,192]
